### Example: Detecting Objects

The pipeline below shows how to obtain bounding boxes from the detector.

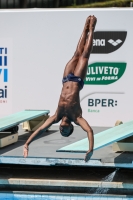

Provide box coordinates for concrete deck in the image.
[0,125,133,168]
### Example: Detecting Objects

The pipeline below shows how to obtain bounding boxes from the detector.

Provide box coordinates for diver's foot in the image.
[84,16,91,32]
[89,15,97,31]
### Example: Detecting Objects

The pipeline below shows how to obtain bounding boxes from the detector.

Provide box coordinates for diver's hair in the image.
[69,124,74,136]
[60,124,74,137]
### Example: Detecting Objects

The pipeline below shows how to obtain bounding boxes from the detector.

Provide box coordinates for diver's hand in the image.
[85,149,93,162]
[23,144,29,158]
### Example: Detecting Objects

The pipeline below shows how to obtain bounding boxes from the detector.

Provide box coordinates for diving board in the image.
[0,110,50,132]
[57,120,133,153]
[0,110,50,148]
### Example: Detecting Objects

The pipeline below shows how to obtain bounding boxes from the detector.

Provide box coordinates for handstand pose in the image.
[23,15,97,162]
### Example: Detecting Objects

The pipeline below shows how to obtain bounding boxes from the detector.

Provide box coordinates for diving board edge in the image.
[0,110,50,131]
[57,120,133,153]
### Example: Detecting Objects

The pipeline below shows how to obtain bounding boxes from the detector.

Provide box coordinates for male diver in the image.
[23,15,97,162]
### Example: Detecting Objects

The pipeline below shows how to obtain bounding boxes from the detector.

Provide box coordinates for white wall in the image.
[0,8,133,127]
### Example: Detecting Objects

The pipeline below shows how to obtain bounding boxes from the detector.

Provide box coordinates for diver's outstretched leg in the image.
[63,16,91,78]
[74,15,97,80]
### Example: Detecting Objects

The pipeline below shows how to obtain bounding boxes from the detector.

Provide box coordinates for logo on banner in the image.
[88,98,118,113]
[88,99,117,107]
[0,47,8,102]
[84,62,126,85]
[92,31,127,54]
[108,39,122,46]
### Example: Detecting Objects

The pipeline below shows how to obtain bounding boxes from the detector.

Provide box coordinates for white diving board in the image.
[57,120,133,153]
[0,110,50,132]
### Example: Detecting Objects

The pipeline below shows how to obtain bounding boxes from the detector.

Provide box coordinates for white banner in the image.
[0,9,132,127]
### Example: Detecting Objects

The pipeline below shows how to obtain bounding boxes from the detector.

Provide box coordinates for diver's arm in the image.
[76,117,94,162]
[23,114,58,157]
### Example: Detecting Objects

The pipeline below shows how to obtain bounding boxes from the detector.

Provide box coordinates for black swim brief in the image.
[62,73,84,89]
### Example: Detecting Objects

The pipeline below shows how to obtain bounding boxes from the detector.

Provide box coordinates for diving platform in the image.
[1,124,133,168]
[0,110,50,148]
[57,120,133,153]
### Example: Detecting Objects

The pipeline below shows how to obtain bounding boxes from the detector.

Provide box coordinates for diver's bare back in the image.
[57,81,82,122]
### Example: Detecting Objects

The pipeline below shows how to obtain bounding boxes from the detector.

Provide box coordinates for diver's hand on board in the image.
[85,149,93,162]
[23,144,29,158]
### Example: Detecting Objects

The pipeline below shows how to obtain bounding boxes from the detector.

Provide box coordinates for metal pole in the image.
[130,2,133,7]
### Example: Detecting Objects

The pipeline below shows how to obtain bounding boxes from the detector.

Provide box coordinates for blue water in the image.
[0,193,133,200]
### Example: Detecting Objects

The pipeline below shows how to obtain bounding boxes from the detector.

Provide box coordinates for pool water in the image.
[0,193,133,200]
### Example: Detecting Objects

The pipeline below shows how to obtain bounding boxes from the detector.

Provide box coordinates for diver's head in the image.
[59,119,74,137]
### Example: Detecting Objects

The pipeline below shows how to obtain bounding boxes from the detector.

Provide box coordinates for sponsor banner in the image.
[85,62,126,85]
[0,39,12,117]
[81,93,126,127]
[92,31,127,54]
